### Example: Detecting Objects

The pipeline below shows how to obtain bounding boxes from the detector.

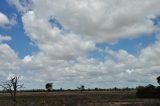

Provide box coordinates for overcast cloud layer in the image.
[1,0,160,89]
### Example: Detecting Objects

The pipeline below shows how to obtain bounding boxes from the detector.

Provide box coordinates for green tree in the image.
[45,83,53,92]
[157,76,160,85]
[77,85,85,93]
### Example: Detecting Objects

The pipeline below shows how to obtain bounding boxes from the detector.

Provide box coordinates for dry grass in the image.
[0,90,160,106]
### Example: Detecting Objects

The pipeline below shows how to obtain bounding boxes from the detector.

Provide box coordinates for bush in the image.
[136,85,160,98]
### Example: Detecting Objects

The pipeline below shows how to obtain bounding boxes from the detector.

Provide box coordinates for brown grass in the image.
[0,90,160,106]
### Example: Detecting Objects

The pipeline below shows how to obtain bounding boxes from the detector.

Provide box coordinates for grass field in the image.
[0,90,160,106]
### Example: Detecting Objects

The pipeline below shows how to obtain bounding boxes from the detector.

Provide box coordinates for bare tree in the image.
[0,76,23,104]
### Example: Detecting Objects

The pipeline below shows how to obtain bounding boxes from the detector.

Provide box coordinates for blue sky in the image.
[0,0,160,89]
[88,34,157,60]
[0,0,38,58]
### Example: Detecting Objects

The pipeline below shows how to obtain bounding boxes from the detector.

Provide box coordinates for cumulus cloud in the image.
[0,35,12,42]
[10,0,160,42]
[7,0,33,13]
[22,37,160,88]
[0,35,24,83]
[22,11,96,60]
[0,42,21,80]
[0,12,10,27]
[0,12,17,28]
[6,0,160,88]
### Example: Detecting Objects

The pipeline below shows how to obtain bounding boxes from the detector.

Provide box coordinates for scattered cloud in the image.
[0,12,17,28]
[0,12,10,27]
[2,0,160,88]
[0,42,21,80]
[21,36,160,88]
[7,0,33,13]
[0,35,12,42]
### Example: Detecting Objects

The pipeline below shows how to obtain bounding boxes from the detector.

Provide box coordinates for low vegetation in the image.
[0,90,160,106]
[0,76,160,106]
[136,76,160,98]
[136,85,160,98]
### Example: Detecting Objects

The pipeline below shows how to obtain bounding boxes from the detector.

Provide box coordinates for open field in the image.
[0,90,160,106]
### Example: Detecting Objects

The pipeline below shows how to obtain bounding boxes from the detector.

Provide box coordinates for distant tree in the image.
[77,85,85,93]
[81,85,85,92]
[0,76,23,105]
[113,87,118,91]
[157,76,160,85]
[146,84,155,89]
[45,83,53,92]
[60,88,63,91]
[94,88,99,91]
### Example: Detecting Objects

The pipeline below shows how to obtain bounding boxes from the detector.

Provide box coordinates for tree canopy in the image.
[157,76,160,85]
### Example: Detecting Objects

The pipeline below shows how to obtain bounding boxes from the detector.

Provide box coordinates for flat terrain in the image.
[0,90,160,106]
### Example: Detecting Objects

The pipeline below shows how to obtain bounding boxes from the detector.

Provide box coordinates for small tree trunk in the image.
[12,77,17,105]
[13,83,17,102]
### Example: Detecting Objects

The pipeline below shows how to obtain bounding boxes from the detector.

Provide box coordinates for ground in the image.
[0,90,160,106]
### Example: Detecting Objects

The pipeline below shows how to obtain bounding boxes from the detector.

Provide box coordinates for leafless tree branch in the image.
[0,75,24,103]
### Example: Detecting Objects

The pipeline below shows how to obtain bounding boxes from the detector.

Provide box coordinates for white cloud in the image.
[139,38,160,67]
[0,12,10,27]
[0,35,12,42]
[14,0,160,42]
[8,0,160,42]
[0,35,23,83]
[7,0,32,13]
[0,43,21,80]
[22,11,96,60]
[0,12,17,28]
[5,0,160,88]
[22,38,160,88]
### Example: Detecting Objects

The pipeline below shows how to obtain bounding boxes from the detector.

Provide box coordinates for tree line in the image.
[136,76,160,98]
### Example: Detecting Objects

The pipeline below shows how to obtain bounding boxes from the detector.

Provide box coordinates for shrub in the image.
[136,85,160,98]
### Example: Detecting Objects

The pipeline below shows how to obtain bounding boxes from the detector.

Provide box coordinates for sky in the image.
[0,0,160,89]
